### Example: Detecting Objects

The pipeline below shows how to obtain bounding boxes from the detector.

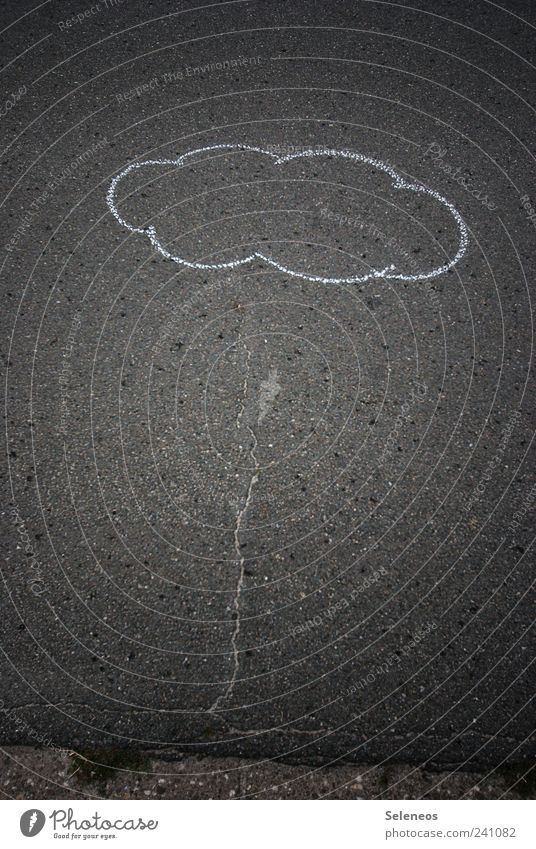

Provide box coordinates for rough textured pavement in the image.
[1,0,535,795]
[1,746,534,800]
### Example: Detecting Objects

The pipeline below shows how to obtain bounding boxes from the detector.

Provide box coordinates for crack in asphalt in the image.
[209,340,260,713]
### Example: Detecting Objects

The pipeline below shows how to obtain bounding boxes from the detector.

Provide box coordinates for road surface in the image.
[1,0,535,784]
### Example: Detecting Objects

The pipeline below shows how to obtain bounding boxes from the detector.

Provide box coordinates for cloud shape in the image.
[106,144,468,285]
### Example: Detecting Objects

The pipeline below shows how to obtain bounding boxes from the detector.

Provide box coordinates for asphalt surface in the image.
[2,746,533,800]
[1,0,535,790]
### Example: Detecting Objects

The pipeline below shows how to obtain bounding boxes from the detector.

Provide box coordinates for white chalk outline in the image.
[106,144,468,284]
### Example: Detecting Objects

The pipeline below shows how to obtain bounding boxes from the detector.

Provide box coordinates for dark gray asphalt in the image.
[1,0,535,785]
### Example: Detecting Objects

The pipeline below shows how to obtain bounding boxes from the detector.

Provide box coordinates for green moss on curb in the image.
[69,747,152,785]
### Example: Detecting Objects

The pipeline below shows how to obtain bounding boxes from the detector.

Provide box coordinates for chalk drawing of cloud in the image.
[107,144,468,285]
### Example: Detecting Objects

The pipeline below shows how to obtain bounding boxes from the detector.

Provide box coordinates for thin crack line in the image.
[209,342,259,713]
